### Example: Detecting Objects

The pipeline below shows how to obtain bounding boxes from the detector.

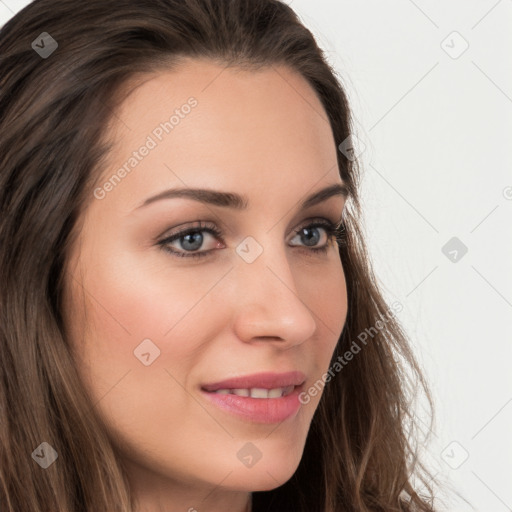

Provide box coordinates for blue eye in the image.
[287,222,341,258]
[158,219,342,260]
[158,221,223,259]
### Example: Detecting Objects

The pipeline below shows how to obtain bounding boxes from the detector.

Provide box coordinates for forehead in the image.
[96,59,340,211]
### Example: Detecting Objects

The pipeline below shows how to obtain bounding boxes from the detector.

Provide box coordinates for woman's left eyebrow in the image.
[134,182,348,212]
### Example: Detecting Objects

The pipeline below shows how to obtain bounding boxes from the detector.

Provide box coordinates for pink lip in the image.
[200,371,306,424]
[201,371,306,392]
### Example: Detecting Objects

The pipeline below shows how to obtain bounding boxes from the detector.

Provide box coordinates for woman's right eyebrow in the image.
[134,182,348,212]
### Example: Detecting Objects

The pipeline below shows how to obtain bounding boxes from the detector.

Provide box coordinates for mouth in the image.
[200,371,306,424]
[205,385,296,399]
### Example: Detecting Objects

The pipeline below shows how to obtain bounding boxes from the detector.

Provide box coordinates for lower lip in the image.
[201,386,303,424]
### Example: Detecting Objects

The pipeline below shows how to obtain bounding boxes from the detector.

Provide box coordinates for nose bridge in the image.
[230,234,317,345]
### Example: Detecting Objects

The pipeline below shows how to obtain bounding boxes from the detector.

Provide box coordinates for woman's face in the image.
[63,59,348,509]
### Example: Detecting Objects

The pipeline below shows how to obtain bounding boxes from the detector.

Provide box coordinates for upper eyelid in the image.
[159,216,340,242]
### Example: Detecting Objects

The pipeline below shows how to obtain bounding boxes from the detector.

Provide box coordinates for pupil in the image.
[302,227,319,246]
[182,232,203,251]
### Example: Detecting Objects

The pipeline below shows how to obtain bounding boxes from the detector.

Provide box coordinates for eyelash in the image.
[157,219,344,260]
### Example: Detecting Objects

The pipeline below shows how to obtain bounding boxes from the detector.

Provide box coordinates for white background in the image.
[2,0,511,510]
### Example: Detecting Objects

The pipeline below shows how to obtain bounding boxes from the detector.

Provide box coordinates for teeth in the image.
[267,388,283,398]
[212,386,295,398]
[250,388,268,398]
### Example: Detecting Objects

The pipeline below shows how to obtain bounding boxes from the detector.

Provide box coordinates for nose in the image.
[230,242,317,349]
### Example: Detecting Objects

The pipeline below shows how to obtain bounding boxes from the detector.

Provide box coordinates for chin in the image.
[223,449,303,492]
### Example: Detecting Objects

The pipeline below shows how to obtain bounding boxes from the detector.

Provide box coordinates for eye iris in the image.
[301,227,320,247]
[182,231,203,251]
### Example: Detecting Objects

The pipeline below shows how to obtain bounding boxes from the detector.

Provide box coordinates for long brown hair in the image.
[0,0,438,510]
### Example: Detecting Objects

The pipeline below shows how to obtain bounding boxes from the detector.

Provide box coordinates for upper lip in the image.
[201,371,306,392]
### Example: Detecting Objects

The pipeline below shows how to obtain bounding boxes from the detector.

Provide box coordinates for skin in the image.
[63,59,348,512]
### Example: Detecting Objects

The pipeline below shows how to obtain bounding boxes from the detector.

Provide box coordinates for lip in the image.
[201,371,306,392]
[200,371,306,424]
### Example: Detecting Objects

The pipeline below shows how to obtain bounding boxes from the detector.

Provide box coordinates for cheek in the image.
[66,246,234,395]
[75,243,230,341]
[305,258,347,399]
[65,252,232,468]
[308,255,347,340]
